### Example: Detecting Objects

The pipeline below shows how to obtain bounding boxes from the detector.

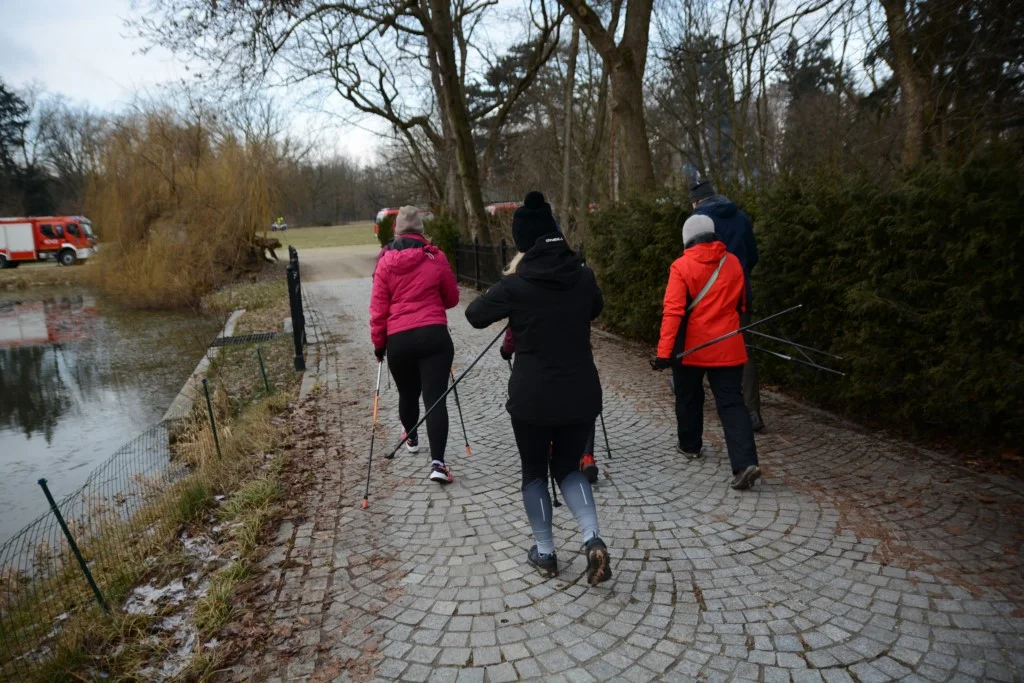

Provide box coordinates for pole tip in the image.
[465,445,472,456]
[362,499,369,509]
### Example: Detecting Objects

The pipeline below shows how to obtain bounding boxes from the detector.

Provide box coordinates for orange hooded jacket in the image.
[657,241,748,367]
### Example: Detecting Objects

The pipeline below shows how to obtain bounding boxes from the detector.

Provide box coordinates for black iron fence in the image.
[287,246,307,371]
[451,237,586,289]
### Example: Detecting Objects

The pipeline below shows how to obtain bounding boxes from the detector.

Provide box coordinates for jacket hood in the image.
[516,233,583,290]
[686,239,728,264]
[697,195,738,219]
[380,239,443,276]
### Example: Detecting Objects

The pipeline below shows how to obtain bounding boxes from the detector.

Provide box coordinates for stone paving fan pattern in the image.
[237,274,1024,682]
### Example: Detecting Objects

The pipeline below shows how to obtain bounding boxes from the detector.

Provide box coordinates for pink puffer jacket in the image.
[369,235,459,349]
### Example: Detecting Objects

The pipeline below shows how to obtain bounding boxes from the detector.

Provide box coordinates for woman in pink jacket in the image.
[370,206,460,483]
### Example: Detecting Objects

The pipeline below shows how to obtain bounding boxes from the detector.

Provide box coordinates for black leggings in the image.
[511,420,593,489]
[387,325,455,461]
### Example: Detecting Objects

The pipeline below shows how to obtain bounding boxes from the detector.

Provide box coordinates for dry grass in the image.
[0,261,90,292]
[85,107,274,309]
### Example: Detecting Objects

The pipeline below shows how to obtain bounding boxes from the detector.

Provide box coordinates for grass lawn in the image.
[272,222,378,250]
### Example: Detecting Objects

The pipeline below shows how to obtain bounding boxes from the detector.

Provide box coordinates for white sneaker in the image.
[402,429,419,453]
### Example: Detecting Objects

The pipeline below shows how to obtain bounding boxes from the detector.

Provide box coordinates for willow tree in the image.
[135,0,564,241]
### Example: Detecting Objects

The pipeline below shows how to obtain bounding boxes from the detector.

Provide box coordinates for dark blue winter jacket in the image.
[693,195,759,304]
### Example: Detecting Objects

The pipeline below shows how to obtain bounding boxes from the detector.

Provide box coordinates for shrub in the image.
[587,147,1024,448]
[86,107,273,309]
[377,213,394,246]
[753,146,1024,445]
[587,195,689,342]
[424,212,459,259]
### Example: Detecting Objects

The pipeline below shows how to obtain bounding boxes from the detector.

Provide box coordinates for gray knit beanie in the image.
[395,206,425,235]
[682,214,715,246]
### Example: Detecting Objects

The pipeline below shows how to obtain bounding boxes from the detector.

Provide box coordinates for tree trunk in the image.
[427,0,493,243]
[609,58,655,195]
[880,0,928,166]
[560,24,580,230]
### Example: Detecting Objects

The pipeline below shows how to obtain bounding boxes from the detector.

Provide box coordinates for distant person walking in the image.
[652,215,761,491]
[369,206,459,484]
[466,191,611,586]
[690,180,764,431]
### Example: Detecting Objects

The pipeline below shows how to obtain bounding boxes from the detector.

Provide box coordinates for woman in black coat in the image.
[465,191,611,586]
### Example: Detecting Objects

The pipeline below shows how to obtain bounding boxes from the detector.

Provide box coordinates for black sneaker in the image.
[527,545,558,578]
[730,465,762,490]
[583,537,612,586]
[676,443,705,460]
[750,412,766,433]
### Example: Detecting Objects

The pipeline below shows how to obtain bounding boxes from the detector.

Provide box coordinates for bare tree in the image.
[134,0,565,241]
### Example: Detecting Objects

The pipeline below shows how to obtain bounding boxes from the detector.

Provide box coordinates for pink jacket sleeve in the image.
[369,260,391,349]
[437,251,459,310]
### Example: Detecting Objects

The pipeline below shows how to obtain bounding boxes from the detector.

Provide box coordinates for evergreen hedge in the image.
[588,147,1024,446]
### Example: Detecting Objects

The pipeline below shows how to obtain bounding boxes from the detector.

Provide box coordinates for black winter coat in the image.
[465,234,603,425]
[693,195,759,304]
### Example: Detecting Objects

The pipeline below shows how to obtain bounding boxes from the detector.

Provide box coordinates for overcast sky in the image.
[0,0,379,161]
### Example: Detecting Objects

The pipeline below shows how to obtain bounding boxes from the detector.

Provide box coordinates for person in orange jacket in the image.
[651,214,761,491]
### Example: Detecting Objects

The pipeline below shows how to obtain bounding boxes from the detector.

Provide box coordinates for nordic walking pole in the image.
[385,325,508,460]
[748,344,845,376]
[362,360,385,509]
[747,330,843,360]
[671,304,803,362]
[598,411,612,459]
[450,368,472,456]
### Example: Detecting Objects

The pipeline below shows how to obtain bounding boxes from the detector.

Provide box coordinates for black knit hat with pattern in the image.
[512,191,559,252]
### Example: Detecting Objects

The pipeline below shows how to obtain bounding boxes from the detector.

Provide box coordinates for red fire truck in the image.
[0,215,97,268]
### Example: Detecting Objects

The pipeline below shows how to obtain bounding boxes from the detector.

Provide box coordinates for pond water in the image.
[0,293,221,545]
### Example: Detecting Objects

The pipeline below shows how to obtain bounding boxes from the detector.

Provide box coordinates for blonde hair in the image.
[503,251,525,275]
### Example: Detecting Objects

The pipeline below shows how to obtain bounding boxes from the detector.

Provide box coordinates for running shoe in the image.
[402,429,419,453]
[527,545,558,578]
[429,460,453,484]
[583,536,612,586]
[730,465,762,491]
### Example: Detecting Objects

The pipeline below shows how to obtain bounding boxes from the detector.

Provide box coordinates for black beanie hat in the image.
[512,191,559,252]
[689,180,716,204]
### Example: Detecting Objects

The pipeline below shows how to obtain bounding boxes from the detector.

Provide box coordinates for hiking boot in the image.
[580,454,599,484]
[730,465,762,491]
[750,412,765,433]
[676,443,705,460]
[429,461,453,484]
[527,545,558,578]
[583,537,612,587]
[402,429,419,453]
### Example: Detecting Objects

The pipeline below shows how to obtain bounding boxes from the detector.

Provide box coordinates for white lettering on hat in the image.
[545,237,564,243]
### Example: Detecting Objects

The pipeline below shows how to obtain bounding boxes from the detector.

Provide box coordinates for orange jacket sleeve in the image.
[657,260,689,359]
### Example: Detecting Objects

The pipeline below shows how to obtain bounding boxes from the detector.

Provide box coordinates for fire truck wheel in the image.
[58,249,77,267]
[0,256,15,269]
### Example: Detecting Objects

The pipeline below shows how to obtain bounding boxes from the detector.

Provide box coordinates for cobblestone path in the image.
[239,268,1024,683]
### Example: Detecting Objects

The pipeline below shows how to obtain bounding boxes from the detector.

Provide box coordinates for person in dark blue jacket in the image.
[690,180,764,432]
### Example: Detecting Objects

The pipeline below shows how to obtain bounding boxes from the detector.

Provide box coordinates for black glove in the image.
[650,357,672,371]
[374,347,386,361]
[499,346,513,361]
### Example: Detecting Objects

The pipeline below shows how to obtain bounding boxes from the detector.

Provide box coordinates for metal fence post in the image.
[38,479,109,614]
[287,263,305,371]
[202,378,222,459]
[473,236,481,290]
[500,238,508,268]
[288,247,306,346]
[257,347,271,395]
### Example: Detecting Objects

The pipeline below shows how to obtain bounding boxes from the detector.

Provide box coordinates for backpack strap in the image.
[686,255,728,313]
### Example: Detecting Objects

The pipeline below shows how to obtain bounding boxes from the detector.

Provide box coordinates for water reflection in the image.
[0,294,221,544]
[0,297,97,442]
